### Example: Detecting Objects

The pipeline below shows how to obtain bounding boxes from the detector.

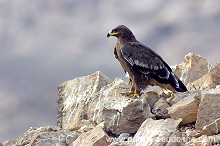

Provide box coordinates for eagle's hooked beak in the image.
[107,31,119,38]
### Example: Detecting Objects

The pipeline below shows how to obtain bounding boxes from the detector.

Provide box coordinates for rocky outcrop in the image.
[2,53,220,146]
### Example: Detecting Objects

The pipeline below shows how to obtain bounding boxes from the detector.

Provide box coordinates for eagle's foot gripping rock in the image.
[120,91,141,99]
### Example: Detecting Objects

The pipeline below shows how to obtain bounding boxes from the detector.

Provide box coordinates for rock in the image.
[167,91,200,125]
[57,71,131,131]
[109,133,132,146]
[57,71,112,130]
[191,118,220,137]
[142,91,160,109]
[172,53,209,84]
[72,126,111,146]
[11,126,80,146]
[152,97,170,119]
[191,63,220,90]
[103,96,154,135]
[1,140,16,146]
[131,118,182,146]
[184,135,212,146]
[195,87,220,131]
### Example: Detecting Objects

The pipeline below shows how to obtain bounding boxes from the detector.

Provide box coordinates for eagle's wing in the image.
[121,42,187,92]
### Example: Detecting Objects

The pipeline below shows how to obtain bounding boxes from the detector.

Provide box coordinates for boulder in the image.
[57,71,131,131]
[152,97,170,119]
[72,126,111,146]
[14,126,80,146]
[172,53,209,84]
[167,91,200,125]
[195,87,220,131]
[131,118,182,146]
[103,96,154,135]
[191,63,220,90]
[57,71,112,130]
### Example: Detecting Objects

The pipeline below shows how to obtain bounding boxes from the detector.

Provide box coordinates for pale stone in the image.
[142,90,160,109]
[184,135,212,146]
[172,53,209,84]
[131,118,182,146]
[57,71,112,130]
[191,63,220,90]
[195,88,220,131]
[192,118,220,137]
[57,71,131,131]
[103,96,154,135]
[152,97,170,119]
[15,126,80,146]
[167,92,200,125]
[72,126,111,146]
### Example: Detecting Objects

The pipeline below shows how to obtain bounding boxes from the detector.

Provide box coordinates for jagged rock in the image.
[5,126,80,146]
[172,53,209,84]
[1,140,16,146]
[190,118,220,137]
[152,97,170,119]
[103,96,154,135]
[191,63,220,90]
[109,133,132,146]
[167,91,200,125]
[57,71,112,130]
[57,71,131,131]
[195,87,220,131]
[131,118,182,146]
[142,91,160,109]
[72,126,111,146]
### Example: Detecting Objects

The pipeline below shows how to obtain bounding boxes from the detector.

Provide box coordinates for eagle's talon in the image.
[120,91,134,96]
[120,91,141,99]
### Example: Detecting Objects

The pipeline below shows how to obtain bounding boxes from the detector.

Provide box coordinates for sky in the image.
[0,0,220,142]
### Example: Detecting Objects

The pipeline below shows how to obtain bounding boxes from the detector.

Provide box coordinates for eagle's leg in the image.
[120,78,141,98]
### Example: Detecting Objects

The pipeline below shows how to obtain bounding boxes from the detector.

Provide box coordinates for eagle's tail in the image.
[170,73,187,92]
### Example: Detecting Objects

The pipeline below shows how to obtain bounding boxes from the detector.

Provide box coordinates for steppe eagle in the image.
[107,25,187,97]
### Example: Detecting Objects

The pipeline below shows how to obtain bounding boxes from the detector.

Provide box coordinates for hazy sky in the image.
[0,0,220,142]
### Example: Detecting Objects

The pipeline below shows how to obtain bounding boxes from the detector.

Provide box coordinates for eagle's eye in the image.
[113,28,118,33]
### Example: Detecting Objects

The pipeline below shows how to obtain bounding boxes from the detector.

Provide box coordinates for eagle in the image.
[107,25,187,97]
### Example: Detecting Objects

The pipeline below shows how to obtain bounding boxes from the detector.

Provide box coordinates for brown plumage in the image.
[107,25,187,96]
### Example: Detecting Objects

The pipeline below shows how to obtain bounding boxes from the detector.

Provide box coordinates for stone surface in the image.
[192,118,220,137]
[57,71,131,131]
[195,87,220,131]
[152,97,170,119]
[191,62,220,90]
[167,91,200,125]
[9,126,80,146]
[131,118,182,146]
[142,91,160,109]
[173,53,209,84]
[103,96,154,135]
[72,126,110,146]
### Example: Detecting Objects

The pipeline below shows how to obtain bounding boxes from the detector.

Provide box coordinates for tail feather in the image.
[170,73,187,92]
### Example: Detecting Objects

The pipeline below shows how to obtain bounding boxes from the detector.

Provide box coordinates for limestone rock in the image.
[167,91,200,125]
[142,91,160,109]
[14,126,80,146]
[191,118,220,137]
[57,71,131,131]
[195,87,220,131]
[57,71,112,130]
[103,96,154,135]
[131,118,182,146]
[72,126,111,146]
[191,63,220,90]
[152,97,170,119]
[172,53,209,84]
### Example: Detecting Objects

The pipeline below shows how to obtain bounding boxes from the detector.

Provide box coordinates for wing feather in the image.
[121,42,170,79]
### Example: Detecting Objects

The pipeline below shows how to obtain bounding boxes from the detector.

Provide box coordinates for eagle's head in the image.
[107,25,134,39]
